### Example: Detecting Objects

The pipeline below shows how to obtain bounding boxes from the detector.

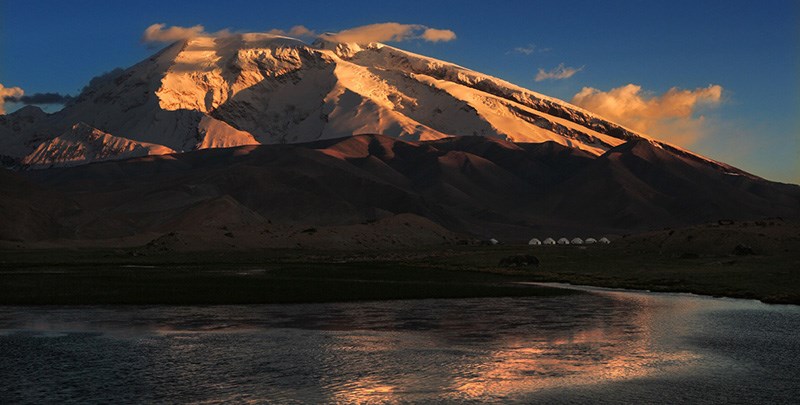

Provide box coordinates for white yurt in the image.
[557,237,570,245]
[585,237,597,244]
[489,238,500,245]
[571,237,583,245]
[599,237,611,244]
[544,237,556,245]
[528,238,542,245]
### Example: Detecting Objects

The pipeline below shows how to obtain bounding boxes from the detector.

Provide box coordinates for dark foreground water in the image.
[1,285,799,404]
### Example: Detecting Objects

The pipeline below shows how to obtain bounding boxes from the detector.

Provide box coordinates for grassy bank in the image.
[416,244,800,304]
[1,221,798,305]
[0,255,572,305]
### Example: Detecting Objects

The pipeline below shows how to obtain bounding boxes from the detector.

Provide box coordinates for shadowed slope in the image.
[7,135,799,246]
[0,169,75,241]
[545,140,800,229]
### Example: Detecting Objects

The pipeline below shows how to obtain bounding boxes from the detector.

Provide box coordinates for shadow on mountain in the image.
[3,135,798,248]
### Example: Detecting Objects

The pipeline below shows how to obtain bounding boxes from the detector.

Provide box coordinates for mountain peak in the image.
[1,32,720,171]
[10,105,47,119]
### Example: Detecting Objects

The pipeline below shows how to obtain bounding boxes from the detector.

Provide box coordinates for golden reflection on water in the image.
[3,291,751,404]
[446,294,699,401]
[328,376,398,404]
[323,292,701,403]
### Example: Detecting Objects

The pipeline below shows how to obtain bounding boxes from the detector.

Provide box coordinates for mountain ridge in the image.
[0,32,741,176]
[1,32,794,246]
[2,134,796,246]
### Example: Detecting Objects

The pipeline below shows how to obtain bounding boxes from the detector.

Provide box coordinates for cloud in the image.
[83,68,126,92]
[142,23,207,43]
[322,22,456,44]
[141,23,233,44]
[0,84,24,114]
[571,83,724,145]
[1,85,74,114]
[421,28,457,42]
[513,45,536,55]
[267,25,317,38]
[141,22,455,46]
[535,63,583,81]
[323,23,419,43]
[7,92,73,104]
[509,44,549,55]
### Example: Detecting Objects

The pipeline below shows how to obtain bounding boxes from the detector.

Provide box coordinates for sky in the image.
[1,0,798,183]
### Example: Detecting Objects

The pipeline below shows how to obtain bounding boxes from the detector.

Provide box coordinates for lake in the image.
[1,284,798,403]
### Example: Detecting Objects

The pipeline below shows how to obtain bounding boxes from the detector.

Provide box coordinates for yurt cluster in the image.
[528,236,611,246]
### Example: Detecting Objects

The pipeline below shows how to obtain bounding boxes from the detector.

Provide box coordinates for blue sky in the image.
[1,0,797,182]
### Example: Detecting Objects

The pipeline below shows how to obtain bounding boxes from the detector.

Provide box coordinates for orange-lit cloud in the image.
[267,25,317,38]
[142,23,233,44]
[142,23,206,43]
[322,23,456,44]
[142,23,455,45]
[535,63,583,81]
[421,28,457,42]
[0,83,24,114]
[571,84,724,145]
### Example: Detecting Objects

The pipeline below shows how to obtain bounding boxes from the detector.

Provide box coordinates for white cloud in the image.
[571,83,724,145]
[509,44,549,55]
[513,45,536,55]
[0,83,24,115]
[535,63,583,81]
[322,22,456,44]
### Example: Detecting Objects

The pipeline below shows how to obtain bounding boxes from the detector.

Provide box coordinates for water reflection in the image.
[1,289,799,403]
[442,292,700,402]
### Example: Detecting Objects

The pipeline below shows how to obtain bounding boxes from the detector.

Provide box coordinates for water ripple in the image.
[1,291,799,403]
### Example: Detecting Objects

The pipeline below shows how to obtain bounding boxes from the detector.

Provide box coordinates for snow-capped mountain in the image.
[0,32,739,172]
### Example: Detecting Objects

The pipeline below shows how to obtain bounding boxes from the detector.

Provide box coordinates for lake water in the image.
[1,284,798,404]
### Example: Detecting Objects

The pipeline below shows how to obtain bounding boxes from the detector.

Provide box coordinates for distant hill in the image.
[2,134,796,247]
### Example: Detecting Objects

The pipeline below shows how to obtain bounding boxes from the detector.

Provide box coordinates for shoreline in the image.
[1,224,798,305]
[523,281,800,307]
[0,256,576,305]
